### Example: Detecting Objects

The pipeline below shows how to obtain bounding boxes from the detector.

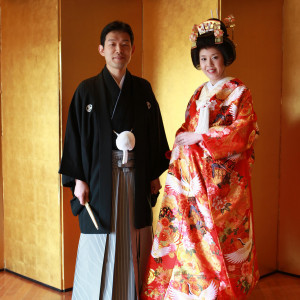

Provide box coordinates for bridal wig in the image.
[191,19,236,70]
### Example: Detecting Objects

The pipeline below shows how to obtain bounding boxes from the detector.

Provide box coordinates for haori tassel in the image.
[196,105,210,134]
[115,131,135,164]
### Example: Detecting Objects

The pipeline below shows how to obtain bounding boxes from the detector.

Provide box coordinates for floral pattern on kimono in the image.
[140,78,259,300]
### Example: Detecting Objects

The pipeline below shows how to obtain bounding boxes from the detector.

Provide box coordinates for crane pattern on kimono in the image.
[224,215,253,264]
[168,280,218,300]
[165,170,215,229]
[213,106,233,126]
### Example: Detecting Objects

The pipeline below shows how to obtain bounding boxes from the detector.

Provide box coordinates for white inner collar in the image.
[109,70,126,89]
[206,77,233,91]
[119,74,125,89]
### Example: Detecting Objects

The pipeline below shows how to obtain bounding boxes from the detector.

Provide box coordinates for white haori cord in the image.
[110,74,135,164]
[195,100,211,134]
[195,78,231,134]
[114,130,135,164]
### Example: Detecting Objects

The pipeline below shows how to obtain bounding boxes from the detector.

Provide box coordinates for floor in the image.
[0,271,71,300]
[0,271,300,299]
[249,272,300,299]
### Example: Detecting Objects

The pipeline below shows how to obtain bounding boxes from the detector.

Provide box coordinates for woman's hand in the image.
[74,179,90,205]
[175,132,203,146]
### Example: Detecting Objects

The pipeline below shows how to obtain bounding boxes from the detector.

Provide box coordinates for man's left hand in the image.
[151,178,161,194]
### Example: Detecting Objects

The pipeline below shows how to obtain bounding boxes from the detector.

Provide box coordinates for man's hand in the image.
[151,178,162,194]
[74,179,90,205]
[175,132,203,146]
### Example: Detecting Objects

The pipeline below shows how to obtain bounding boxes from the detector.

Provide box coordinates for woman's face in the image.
[199,47,226,85]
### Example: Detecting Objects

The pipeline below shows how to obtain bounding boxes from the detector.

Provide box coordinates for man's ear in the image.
[131,45,135,55]
[98,45,105,56]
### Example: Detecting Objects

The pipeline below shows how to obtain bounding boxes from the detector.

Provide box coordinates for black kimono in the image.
[59,66,169,234]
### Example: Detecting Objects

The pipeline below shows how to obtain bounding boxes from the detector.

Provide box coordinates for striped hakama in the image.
[72,151,152,300]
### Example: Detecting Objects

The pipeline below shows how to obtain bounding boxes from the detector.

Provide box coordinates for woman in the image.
[141,17,259,299]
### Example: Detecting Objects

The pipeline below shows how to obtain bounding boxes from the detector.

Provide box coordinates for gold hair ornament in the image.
[189,15,235,49]
[223,14,236,40]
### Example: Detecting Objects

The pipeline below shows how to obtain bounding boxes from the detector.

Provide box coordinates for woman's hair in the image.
[191,19,236,70]
[100,21,134,46]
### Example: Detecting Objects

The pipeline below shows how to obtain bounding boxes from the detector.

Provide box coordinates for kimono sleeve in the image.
[201,88,258,160]
[176,86,201,137]
[147,83,170,180]
[59,84,86,186]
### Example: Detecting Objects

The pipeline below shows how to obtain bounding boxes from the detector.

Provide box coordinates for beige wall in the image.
[143,0,219,227]
[60,0,143,289]
[1,0,61,288]
[222,0,283,276]
[278,0,300,275]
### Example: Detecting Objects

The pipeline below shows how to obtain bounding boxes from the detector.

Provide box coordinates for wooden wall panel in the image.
[0,0,3,271]
[1,0,298,291]
[278,0,300,275]
[1,0,61,288]
[60,0,143,289]
[221,0,283,276]
[143,0,219,227]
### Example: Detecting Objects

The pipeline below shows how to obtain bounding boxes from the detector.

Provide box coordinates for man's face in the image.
[98,31,135,72]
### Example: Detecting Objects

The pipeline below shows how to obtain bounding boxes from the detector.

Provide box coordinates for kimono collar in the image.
[118,74,125,89]
[195,77,233,134]
[112,72,125,89]
[104,65,126,89]
[206,76,233,92]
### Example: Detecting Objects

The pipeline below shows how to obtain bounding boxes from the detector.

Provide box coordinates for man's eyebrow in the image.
[107,38,130,42]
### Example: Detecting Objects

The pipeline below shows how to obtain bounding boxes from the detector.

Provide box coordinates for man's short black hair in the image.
[100,21,134,46]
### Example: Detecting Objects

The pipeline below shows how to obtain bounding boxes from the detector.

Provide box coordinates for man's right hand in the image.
[74,179,90,205]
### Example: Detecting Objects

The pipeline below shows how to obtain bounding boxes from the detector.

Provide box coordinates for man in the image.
[59,21,169,299]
